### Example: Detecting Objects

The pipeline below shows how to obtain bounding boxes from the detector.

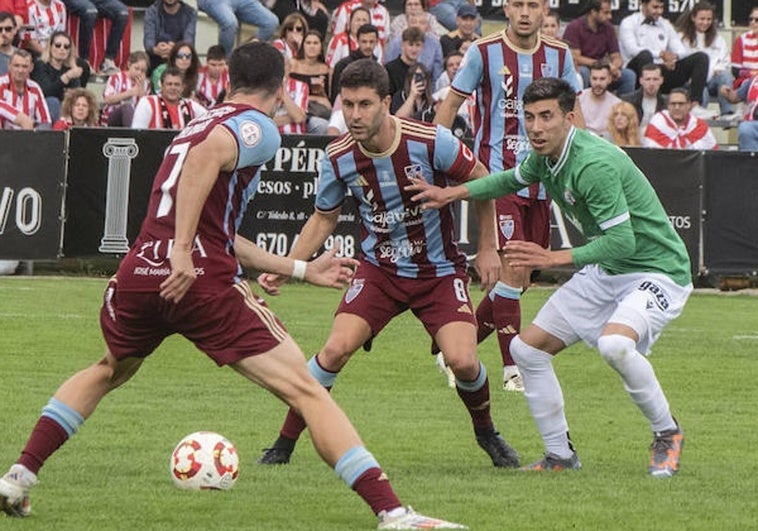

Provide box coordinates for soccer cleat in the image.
[475,430,520,468]
[435,353,456,388]
[257,446,292,465]
[0,464,36,518]
[521,451,581,471]
[377,506,468,529]
[502,371,524,393]
[649,422,684,478]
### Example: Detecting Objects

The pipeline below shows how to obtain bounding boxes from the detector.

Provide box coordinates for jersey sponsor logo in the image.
[377,238,426,263]
[499,214,515,240]
[497,95,522,118]
[368,206,424,232]
[638,280,670,311]
[135,236,208,267]
[345,278,364,303]
[239,120,262,147]
[505,135,530,155]
[403,163,423,180]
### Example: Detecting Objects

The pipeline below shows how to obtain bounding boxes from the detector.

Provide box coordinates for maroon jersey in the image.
[116,103,281,294]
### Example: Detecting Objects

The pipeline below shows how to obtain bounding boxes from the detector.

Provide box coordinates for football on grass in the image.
[171,431,240,490]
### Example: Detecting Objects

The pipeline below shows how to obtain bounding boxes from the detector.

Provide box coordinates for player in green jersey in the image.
[406,77,691,478]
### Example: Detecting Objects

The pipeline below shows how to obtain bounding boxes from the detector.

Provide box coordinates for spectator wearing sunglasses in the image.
[272,13,308,61]
[31,30,89,121]
[143,0,197,73]
[0,10,20,75]
[150,41,199,99]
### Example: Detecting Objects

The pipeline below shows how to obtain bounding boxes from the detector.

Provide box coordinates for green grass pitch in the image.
[0,277,756,530]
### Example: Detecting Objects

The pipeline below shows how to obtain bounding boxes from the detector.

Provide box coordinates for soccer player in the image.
[434,0,583,393]
[408,77,690,477]
[257,58,520,470]
[0,42,466,530]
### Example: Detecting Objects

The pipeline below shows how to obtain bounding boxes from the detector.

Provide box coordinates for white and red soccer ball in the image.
[170,431,240,490]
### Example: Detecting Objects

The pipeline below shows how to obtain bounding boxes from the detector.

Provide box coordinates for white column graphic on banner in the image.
[99,138,139,254]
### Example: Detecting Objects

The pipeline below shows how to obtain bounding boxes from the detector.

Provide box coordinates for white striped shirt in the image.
[0,73,51,128]
[24,0,66,49]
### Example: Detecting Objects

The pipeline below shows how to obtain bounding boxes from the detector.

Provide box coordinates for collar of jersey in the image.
[356,115,402,158]
[545,125,576,176]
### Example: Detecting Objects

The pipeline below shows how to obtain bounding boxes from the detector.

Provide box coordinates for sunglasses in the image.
[750,16,758,22]
[53,42,71,49]
[0,26,15,33]
[290,26,304,32]
[175,52,192,59]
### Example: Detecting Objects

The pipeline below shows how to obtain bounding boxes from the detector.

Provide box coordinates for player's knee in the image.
[319,340,355,371]
[510,335,531,368]
[597,334,636,369]
[444,349,479,377]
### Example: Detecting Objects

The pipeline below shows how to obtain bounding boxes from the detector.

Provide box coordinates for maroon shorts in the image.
[494,195,550,250]
[100,279,287,366]
[336,261,476,339]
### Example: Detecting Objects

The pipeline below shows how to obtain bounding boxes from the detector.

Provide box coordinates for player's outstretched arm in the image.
[405,176,470,209]
[255,209,342,295]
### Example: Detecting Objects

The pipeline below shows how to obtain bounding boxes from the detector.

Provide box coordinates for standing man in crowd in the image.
[131,65,205,129]
[256,58,520,471]
[619,0,711,119]
[197,0,278,58]
[643,87,718,149]
[562,0,635,96]
[0,49,51,128]
[60,0,129,75]
[0,42,466,530]
[409,77,690,477]
[435,0,583,392]
[142,0,197,73]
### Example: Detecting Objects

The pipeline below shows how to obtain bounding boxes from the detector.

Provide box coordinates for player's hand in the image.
[405,176,454,210]
[304,246,359,289]
[159,247,196,303]
[503,240,554,269]
[257,272,286,295]
[474,247,501,292]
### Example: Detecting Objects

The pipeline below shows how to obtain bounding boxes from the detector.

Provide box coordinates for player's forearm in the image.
[235,235,306,276]
[464,169,521,201]
[288,210,340,259]
[473,199,497,252]
[433,95,460,128]
[571,222,635,267]
[173,167,216,250]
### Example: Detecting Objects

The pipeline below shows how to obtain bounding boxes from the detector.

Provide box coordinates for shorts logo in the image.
[638,280,669,310]
[345,278,364,304]
[239,120,262,147]
[499,215,514,240]
[457,304,472,314]
[404,164,423,180]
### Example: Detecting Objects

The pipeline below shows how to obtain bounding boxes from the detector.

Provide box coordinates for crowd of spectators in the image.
[0,0,756,150]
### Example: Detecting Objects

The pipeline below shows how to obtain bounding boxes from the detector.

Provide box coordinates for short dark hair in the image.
[206,45,227,61]
[641,62,663,75]
[161,65,185,83]
[0,11,14,26]
[668,87,691,101]
[228,42,284,97]
[587,0,609,12]
[401,26,424,43]
[339,58,390,99]
[443,51,463,69]
[522,77,576,115]
[356,23,379,39]
[589,61,611,73]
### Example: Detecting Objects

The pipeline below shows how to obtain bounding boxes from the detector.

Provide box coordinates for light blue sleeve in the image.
[314,155,346,212]
[432,125,463,173]
[450,43,483,96]
[223,111,282,169]
[561,48,583,93]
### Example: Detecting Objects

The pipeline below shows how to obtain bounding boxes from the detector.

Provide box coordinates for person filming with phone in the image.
[392,63,435,121]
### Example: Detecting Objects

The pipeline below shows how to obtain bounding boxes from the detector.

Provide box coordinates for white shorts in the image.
[533,265,692,355]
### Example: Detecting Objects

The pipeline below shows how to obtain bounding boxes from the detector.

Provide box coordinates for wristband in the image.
[292,259,307,281]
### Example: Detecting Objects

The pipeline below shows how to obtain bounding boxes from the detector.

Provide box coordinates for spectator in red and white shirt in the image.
[331,0,389,47]
[101,50,150,126]
[0,97,33,128]
[272,12,307,62]
[643,87,717,150]
[326,6,382,68]
[0,48,51,128]
[732,6,758,90]
[23,0,66,56]
[195,44,228,108]
[131,65,205,129]
[274,59,307,134]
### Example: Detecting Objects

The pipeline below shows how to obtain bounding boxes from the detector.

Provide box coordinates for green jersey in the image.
[466,127,691,286]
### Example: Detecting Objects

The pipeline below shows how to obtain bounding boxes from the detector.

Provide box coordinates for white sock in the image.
[597,335,676,433]
[511,336,572,459]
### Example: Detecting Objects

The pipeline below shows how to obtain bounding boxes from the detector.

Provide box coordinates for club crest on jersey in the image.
[239,120,261,147]
[499,215,515,240]
[345,278,364,304]
[563,189,576,205]
[540,63,556,77]
[404,164,423,179]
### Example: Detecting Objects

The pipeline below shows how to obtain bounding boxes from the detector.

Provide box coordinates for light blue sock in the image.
[307,356,338,388]
[488,281,522,301]
[334,446,379,487]
[455,361,487,391]
[41,398,84,437]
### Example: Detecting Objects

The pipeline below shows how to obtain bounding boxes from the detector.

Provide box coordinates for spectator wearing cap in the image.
[428,0,479,34]
[440,3,479,58]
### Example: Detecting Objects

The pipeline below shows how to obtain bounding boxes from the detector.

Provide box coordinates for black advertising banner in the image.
[703,151,758,274]
[64,128,177,256]
[550,147,703,276]
[0,131,66,260]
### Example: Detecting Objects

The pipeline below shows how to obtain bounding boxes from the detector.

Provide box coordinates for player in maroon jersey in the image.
[0,42,467,530]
